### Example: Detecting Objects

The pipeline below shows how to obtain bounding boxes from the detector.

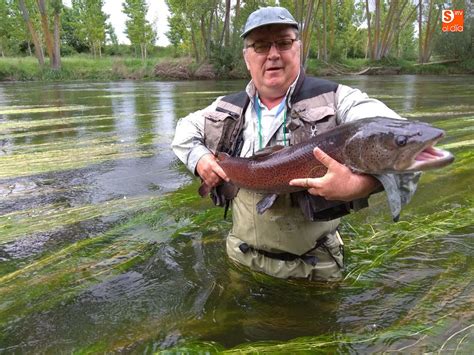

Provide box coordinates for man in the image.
[172,7,419,281]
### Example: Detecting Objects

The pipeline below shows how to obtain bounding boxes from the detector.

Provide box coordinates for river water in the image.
[0,76,473,352]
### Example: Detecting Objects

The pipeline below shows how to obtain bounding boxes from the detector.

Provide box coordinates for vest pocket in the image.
[289,105,336,143]
[203,111,237,154]
[296,105,336,133]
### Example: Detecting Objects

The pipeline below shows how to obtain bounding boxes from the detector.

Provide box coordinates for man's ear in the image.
[243,49,251,70]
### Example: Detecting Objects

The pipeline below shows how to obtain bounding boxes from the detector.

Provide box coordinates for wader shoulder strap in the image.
[290,72,339,105]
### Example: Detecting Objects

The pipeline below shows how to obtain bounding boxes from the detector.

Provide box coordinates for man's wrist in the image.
[356,174,382,199]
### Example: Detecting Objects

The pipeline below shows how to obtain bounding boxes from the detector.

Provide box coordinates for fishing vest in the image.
[202,72,369,221]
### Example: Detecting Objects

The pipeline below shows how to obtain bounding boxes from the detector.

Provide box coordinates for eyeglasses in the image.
[246,38,297,54]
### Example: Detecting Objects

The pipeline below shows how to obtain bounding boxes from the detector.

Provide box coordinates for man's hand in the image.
[289,147,380,201]
[196,153,229,188]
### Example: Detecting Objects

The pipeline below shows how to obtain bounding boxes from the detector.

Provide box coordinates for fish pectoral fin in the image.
[198,182,212,197]
[219,182,239,200]
[256,193,279,214]
[252,145,285,159]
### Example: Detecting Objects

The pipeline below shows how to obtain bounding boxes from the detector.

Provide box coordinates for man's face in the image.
[243,25,301,100]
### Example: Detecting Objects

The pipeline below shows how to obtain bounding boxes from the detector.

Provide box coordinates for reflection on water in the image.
[0,77,473,352]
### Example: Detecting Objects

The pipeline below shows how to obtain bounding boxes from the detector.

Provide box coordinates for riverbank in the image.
[0,56,158,81]
[1,56,473,81]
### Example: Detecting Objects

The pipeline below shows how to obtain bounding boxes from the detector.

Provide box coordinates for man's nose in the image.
[267,43,280,59]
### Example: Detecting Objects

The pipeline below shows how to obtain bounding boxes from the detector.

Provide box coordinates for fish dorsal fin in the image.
[252,145,285,159]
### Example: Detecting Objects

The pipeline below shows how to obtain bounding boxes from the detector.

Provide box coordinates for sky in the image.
[63,0,171,46]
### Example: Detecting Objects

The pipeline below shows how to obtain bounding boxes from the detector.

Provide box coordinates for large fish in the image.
[199,117,454,213]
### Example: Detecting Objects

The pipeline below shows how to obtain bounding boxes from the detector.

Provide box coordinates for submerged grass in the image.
[23,183,466,353]
[1,176,472,352]
[343,205,473,282]
[2,126,472,351]
[0,195,159,244]
[0,105,92,115]
[162,203,473,353]
[0,112,155,133]
[0,183,222,327]
[165,320,473,353]
[0,138,154,179]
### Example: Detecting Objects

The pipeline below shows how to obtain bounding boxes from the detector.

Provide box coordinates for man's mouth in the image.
[266,67,282,72]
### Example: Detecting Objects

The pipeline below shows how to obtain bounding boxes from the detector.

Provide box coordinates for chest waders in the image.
[202,73,364,280]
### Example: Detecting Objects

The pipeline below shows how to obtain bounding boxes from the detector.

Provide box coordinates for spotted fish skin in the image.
[210,117,453,195]
[216,126,348,194]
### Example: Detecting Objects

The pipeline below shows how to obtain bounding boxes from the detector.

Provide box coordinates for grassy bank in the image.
[0,56,159,81]
[1,55,473,82]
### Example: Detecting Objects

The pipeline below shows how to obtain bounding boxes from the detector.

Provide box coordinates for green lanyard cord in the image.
[254,96,287,150]
[255,97,263,150]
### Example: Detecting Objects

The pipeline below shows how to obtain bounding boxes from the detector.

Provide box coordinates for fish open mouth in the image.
[408,140,455,171]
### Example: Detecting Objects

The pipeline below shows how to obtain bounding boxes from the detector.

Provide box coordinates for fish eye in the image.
[396,135,408,147]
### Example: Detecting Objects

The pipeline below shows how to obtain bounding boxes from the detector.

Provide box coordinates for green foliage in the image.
[2,0,472,72]
[0,0,31,56]
[70,0,109,57]
[106,21,118,46]
[166,13,188,55]
[434,13,473,60]
[122,0,156,60]
[61,6,88,53]
[103,43,133,56]
[332,0,363,60]
[0,0,12,55]
[210,41,244,77]
[396,20,417,60]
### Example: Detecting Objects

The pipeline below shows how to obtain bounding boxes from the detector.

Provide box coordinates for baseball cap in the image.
[240,7,299,38]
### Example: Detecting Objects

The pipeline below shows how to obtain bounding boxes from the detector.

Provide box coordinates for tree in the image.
[18,0,45,65]
[37,0,54,62]
[62,5,89,53]
[283,0,318,67]
[4,2,34,56]
[365,0,419,60]
[418,0,442,63]
[165,0,213,61]
[0,0,12,56]
[223,0,231,47]
[123,0,156,60]
[166,13,188,55]
[16,0,63,68]
[106,21,118,46]
[165,0,265,63]
[71,0,108,57]
[332,0,362,60]
[37,0,62,69]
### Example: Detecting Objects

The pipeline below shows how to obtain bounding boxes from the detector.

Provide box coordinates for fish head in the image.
[343,118,454,174]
